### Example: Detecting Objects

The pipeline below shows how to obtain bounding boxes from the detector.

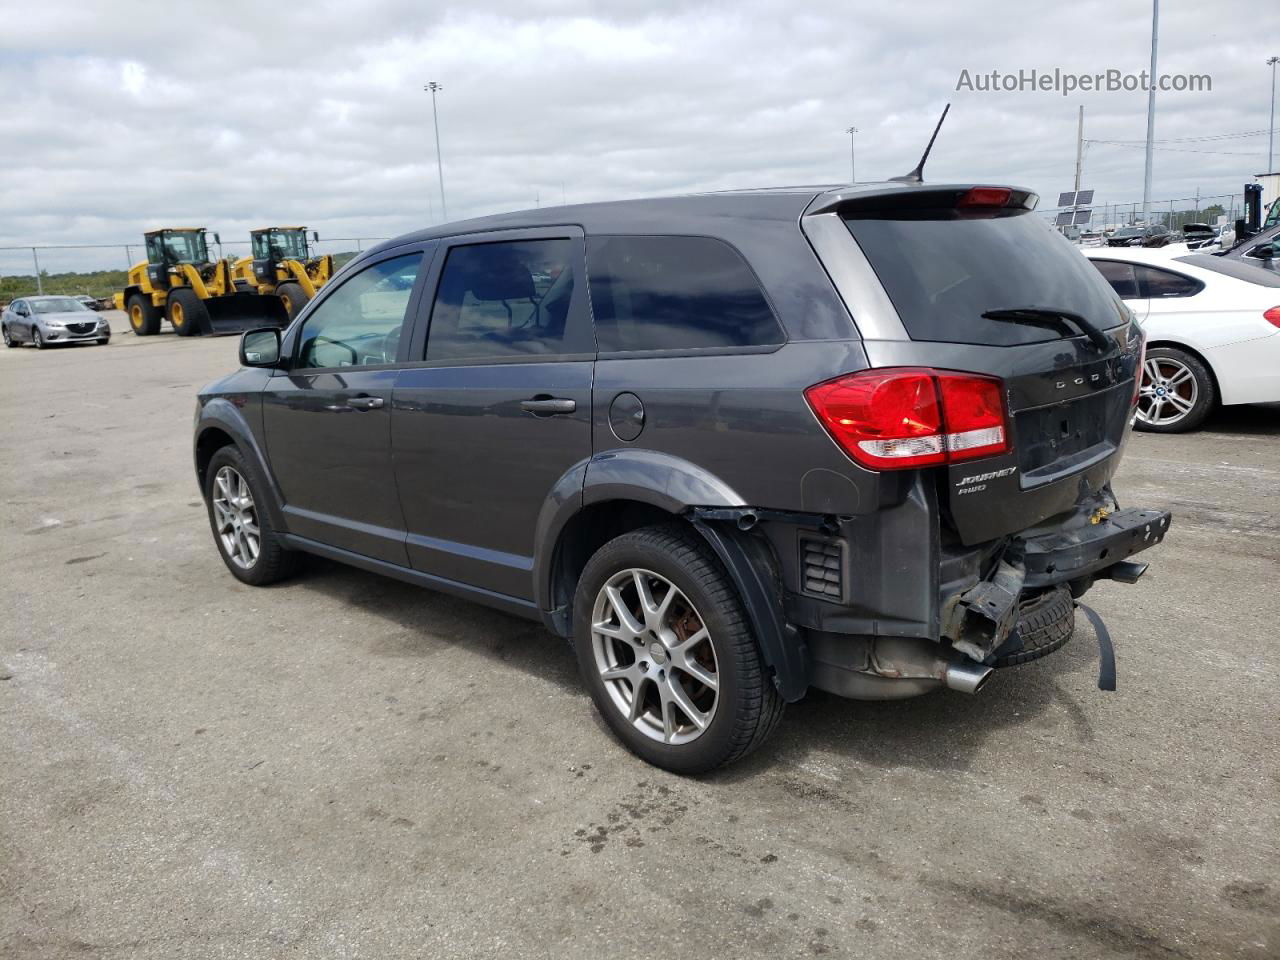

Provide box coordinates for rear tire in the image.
[203,446,298,586]
[277,282,309,320]
[1135,346,1215,433]
[573,524,784,774]
[127,293,162,336]
[167,288,208,337]
[2,325,13,348]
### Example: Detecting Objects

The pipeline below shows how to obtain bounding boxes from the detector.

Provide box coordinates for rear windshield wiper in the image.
[980,307,1112,351]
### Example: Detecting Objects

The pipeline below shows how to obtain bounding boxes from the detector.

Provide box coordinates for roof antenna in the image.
[890,102,951,184]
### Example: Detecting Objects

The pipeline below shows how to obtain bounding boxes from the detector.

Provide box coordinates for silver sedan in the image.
[2,296,111,349]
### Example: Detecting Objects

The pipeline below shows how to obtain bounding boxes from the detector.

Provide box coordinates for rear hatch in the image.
[825,186,1141,545]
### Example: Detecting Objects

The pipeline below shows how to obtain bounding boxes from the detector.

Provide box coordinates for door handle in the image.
[520,397,576,415]
[346,395,385,410]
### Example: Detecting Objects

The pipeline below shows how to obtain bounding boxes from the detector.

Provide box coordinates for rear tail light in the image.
[1265,307,1280,328]
[805,368,1009,471]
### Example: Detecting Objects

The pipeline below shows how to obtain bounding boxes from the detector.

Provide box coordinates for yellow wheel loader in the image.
[231,227,334,320]
[112,228,286,337]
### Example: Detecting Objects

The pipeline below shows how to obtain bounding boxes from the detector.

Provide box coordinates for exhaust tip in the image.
[944,661,994,695]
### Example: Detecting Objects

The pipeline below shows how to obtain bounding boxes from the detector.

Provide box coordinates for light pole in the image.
[1141,0,1159,226]
[845,126,858,183]
[424,81,448,221]
[1268,56,1278,174]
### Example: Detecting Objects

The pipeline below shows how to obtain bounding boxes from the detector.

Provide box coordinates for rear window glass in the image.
[1136,265,1202,299]
[843,211,1128,346]
[1091,259,1140,299]
[586,236,783,353]
[1174,254,1280,287]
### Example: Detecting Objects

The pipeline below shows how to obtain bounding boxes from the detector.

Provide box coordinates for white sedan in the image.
[1084,248,1280,432]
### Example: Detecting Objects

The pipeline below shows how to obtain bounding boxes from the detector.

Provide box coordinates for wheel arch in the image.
[535,451,809,702]
[1144,338,1222,404]
[534,450,747,626]
[194,401,286,531]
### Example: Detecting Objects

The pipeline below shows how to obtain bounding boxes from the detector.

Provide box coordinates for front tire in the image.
[167,288,207,337]
[277,282,309,319]
[573,524,784,774]
[204,446,298,586]
[127,293,162,336]
[1136,346,1215,433]
[32,326,44,349]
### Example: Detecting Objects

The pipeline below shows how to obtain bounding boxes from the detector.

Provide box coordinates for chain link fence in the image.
[0,237,391,302]
[1039,192,1245,233]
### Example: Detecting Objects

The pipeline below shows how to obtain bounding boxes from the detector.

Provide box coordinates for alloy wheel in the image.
[1137,357,1198,427]
[212,465,261,569]
[590,568,719,745]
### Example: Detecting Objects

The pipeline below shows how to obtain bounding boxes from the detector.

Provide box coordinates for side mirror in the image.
[312,231,320,242]
[213,232,221,245]
[240,327,282,367]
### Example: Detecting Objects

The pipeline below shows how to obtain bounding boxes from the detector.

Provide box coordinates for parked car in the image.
[1,295,112,349]
[1106,227,1145,247]
[1085,248,1280,431]
[195,185,1169,773]
[1107,225,1171,247]
[1218,222,1280,272]
[72,294,104,311]
[1180,223,1216,250]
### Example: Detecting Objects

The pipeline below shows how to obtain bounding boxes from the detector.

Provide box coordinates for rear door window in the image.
[425,238,588,361]
[586,236,783,353]
[843,211,1127,346]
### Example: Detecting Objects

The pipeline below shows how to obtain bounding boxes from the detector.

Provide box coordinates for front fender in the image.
[195,394,285,532]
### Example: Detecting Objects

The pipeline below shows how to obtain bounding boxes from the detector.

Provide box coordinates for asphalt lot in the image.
[2,311,1277,960]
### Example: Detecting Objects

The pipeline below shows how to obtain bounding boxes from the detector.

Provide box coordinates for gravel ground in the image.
[2,313,1277,959]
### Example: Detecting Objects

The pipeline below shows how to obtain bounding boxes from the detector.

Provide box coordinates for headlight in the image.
[44,320,63,328]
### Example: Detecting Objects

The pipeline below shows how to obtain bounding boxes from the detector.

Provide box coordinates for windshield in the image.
[1112,228,1142,238]
[844,209,1127,347]
[32,297,89,314]
[253,230,308,260]
[147,231,208,265]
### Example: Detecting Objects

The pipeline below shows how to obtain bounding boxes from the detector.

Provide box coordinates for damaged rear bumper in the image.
[945,506,1172,660]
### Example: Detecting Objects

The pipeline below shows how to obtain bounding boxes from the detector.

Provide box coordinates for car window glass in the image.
[586,236,783,352]
[1136,265,1201,298]
[1091,260,1141,299]
[426,239,577,361]
[295,253,422,370]
[845,212,1126,346]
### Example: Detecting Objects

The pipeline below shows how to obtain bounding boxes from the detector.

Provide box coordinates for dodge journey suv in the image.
[195,184,1170,773]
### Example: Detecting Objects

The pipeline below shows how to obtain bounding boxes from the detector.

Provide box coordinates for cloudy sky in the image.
[2,0,1277,271]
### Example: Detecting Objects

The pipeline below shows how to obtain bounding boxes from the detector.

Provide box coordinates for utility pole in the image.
[1141,0,1159,226]
[1268,56,1278,174]
[845,126,858,183]
[1072,106,1085,230]
[424,82,448,221]
[32,248,42,294]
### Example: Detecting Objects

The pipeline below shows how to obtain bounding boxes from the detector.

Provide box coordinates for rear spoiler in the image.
[805,183,1040,218]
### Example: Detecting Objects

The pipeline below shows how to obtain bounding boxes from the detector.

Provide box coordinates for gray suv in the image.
[194,184,1170,773]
